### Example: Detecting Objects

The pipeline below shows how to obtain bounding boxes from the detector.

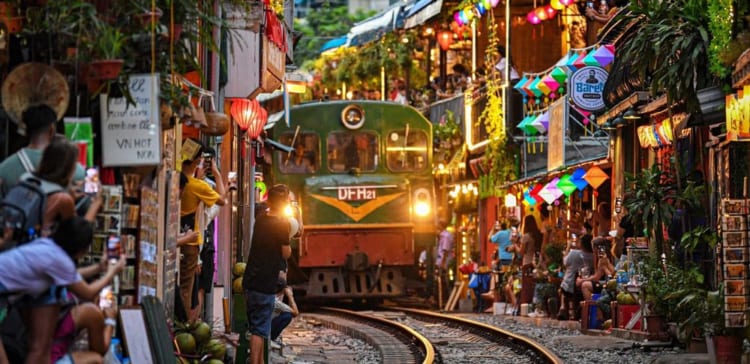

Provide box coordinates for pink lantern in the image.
[560,0,575,6]
[527,11,541,25]
[453,12,463,26]
[490,0,501,8]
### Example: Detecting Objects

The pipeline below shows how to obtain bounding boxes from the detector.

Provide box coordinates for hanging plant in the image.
[481,15,516,196]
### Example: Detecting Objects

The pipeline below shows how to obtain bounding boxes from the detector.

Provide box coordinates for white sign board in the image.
[569,66,608,111]
[101,74,161,167]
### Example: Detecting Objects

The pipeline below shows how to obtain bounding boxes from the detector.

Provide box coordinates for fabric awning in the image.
[320,36,348,53]
[404,0,443,29]
[347,5,401,46]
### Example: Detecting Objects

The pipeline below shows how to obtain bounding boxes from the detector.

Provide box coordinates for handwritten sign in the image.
[547,98,565,171]
[101,74,161,166]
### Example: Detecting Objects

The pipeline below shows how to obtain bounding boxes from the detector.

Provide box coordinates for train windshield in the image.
[276,132,320,174]
[386,128,429,172]
[327,131,379,173]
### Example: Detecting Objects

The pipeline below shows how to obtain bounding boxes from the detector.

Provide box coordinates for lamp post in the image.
[230,98,268,259]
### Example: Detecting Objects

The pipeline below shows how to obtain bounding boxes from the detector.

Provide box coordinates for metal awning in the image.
[320,36,348,53]
[347,5,401,46]
[404,0,443,29]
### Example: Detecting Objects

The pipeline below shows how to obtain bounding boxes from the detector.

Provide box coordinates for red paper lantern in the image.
[544,5,557,18]
[437,30,453,51]
[230,98,267,140]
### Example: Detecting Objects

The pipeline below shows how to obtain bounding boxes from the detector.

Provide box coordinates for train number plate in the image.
[337,187,376,201]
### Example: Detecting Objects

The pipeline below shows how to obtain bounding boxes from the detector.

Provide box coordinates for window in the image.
[327,131,378,172]
[386,129,428,172]
[277,132,319,174]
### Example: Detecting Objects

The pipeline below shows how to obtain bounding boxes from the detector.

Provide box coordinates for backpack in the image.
[0,175,61,248]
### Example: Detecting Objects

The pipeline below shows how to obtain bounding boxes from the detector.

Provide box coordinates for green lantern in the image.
[557,174,577,196]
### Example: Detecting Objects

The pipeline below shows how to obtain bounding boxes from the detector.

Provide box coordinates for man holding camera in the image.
[179,139,227,317]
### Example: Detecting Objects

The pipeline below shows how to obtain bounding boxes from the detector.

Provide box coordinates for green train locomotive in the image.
[269,101,436,301]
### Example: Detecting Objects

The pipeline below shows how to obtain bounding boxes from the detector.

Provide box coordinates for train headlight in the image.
[414,188,431,217]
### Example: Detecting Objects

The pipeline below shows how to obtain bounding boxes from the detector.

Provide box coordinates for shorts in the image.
[245,290,275,339]
[18,285,70,307]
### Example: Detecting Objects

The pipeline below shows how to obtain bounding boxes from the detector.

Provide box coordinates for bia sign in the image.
[570,66,608,111]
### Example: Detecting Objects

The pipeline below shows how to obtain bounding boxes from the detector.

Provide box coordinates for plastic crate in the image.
[617,304,641,330]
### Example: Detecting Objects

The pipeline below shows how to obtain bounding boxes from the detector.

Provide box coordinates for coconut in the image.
[205,338,227,360]
[191,322,211,344]
[175,332,196,354]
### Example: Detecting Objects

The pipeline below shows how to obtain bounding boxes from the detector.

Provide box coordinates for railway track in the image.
[283,307,562,364]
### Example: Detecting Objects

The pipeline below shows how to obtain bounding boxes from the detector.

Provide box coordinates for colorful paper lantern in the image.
[560,0,575,6]
[453,12,463,26]
[536,77,551,95]
[524,191,537,206]
[550,67,567,85]
[537,110,550,131]
[517,115,531,131]
[476,2,487,15]
[583,166,609,189]
[593,45,615,68]
[437,30,453,51]
[528,76,543,97]
[565,52,579,72]
[539,178,563,204]
[530,115,547,134]
[513,75,529,95]
[583,51,601,67]
[542,75,560,93]
[574,51,588,69]
[550,0,564,10]
[490,0,501,8]
[482,0,492,9]
[522,115,540,135]
[571,168,589,191]
[557,174,577,196]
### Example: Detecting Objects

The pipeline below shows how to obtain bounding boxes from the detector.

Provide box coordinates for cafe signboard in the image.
[569,66,608,112]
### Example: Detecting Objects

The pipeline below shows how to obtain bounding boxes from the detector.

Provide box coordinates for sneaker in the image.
[505,307,515,315]
[270,340,281,350]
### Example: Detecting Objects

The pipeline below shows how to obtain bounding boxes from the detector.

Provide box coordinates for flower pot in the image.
[645,315,667,341]
[713,335,742,364]
[90,59,124,80]
[687,337,707,353]
[201,112,230,136]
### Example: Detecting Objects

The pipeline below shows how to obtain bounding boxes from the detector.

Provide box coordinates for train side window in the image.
[327,131,379,173]
[386,129,428,172]
[277,132,319,174]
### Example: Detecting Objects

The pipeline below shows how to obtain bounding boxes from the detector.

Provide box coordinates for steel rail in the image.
[391,307,565,364]
[321,307,436,364]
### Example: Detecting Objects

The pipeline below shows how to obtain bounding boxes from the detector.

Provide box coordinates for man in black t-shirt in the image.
[242,184,291,364]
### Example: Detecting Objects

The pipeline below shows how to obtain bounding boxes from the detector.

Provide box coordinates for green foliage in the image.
[640,255,705,320]
[624,164,705,258]
[674,285,725,343]
[482,15,516,196]
[680,226,719,256]
[91,20,127,60]
[294,6,374,68]
[707,0,733,78]
[618,0,719,113]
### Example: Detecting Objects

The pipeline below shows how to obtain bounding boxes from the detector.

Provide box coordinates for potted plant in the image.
[88,19,127,80]
[676,285,744,362]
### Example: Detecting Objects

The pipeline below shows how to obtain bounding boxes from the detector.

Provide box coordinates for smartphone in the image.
[84,168,99,194]
[99,286,114,309]
[107,235,121,261]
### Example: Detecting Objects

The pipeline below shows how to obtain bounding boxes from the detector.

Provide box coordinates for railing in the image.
[425,93,464,126]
